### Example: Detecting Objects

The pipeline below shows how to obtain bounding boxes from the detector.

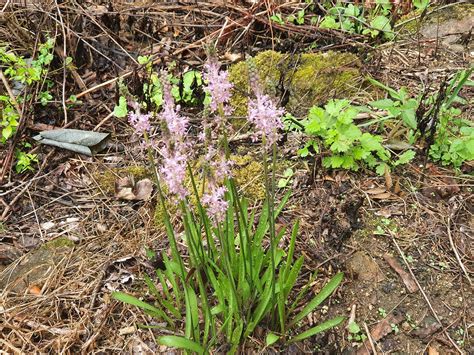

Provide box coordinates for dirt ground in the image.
[0,1,472,354]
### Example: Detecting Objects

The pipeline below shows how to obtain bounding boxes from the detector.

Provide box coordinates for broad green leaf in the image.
[2,125,13,140]
[266,332,280,346]
[289,316,345,343]
[137,55,150,65]
[400,109,417,130]
[371,15,391,33]
[369,98,395,109]
[157,335,205,354]
[277,178,288,188]
[320,16,339,30]
[113,96,128,118]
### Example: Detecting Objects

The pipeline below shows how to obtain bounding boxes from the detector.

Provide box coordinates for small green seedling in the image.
[277,168,294,188]
[270,13,285,25]
[348,321,367,343]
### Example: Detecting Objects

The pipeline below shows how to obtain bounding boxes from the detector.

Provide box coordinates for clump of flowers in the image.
[247,74,285,149]
[116,55,345,353]
[128,110,152,134]
[202,57,234,117]
[157,72,190,200]
[201,57,234,223]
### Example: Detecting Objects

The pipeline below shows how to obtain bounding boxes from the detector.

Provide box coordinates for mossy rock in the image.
[0,237,75,293]
[228,50,362,119]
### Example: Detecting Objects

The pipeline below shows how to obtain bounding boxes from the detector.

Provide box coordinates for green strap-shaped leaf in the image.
[289,272,343,327]
[288,316,345,343]
[157,335,205,354]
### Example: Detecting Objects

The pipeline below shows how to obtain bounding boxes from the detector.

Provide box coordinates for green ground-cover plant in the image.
[269,1,433,45]
[112,58,344,353]
[317,0,399,40]
[369,68,474,168]
[114,56,205,118]
[297,99,415,175]
[1,37,55,173]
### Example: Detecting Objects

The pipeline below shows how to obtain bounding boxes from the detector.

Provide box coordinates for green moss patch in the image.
[41,237,75,250]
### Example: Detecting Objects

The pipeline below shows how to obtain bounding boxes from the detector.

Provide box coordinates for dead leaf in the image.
[115,177,153,201]
[356,311,405,355]
[384,166,393,190]
[375,208,392,218]
[366,187,387,195]
[119,325,136,336]
[393,178,401,195]
[0,244,23,265]
[134,179,153,200]
[29,285,42,295]
[412,322,442,339]
[383,254,418,293]
[428,346,440,355]
[371,192,393,200]
[224,52,242,62]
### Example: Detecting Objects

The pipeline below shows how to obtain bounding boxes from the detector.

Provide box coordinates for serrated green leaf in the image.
[369,98,395,109]
[375,163,389,176]
[393,150,416,166]
[359,133,382,151]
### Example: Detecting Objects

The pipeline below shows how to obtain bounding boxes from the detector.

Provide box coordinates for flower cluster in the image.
[158,72,190,200]
[128,110,152,135]
[203,58,234,118]
[200,57,235,223]
[160,146,188,200]
[248,92,285,149]
[160,73,188,141]
[202,185,228,224]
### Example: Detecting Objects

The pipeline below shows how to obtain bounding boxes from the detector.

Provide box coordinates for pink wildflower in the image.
[211,158,232,181]
[160,72,189,139]
[202,185,228,224]
[247,91,285,148]
[158,72,190,200]
[128,111,152,134]
[160,147,188,200]
[203,58,234,116]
